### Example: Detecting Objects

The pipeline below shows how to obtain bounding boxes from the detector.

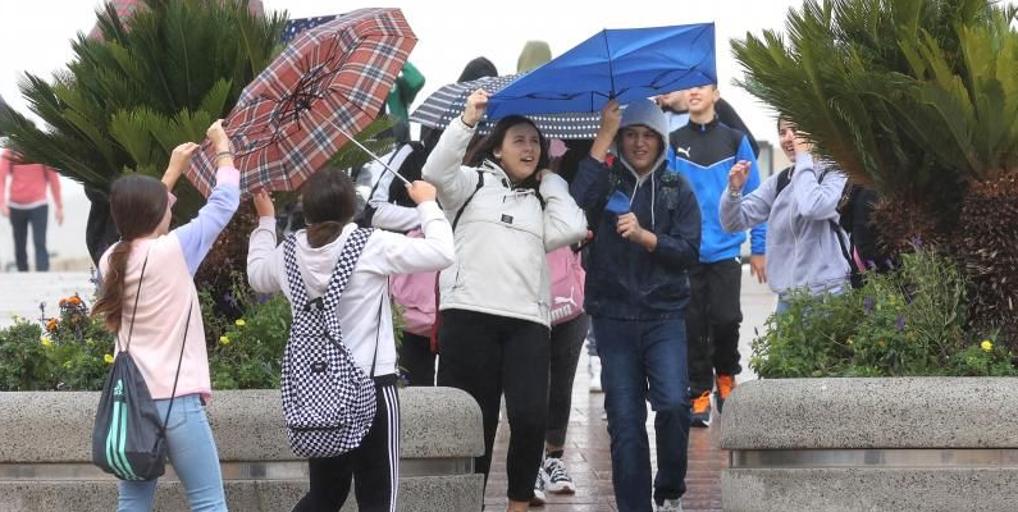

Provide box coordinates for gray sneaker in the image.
[530,466,547,506]
[656,498,683,511]
[543,456,576,494]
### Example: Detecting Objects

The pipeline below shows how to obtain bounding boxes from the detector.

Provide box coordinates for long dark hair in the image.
[92,174,169,332]
[465,115,549,190]
[301,167,357,248]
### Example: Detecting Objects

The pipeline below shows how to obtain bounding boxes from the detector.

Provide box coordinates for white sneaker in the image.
[543,457,576,494]
[588,356,603,393]
[656,498,683,511]
[530,466,547,506]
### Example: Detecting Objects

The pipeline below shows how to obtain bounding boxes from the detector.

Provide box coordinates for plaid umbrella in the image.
[409,74,602,140]
[187,8,417,196]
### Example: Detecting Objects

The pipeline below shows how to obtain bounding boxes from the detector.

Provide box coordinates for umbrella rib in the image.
[335,126,411,185]
[602,29,616,99]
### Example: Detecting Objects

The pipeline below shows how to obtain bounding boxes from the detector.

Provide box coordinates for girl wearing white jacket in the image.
[423,89,587,512]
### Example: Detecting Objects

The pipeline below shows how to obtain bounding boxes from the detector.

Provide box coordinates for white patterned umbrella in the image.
[410,74,601,140]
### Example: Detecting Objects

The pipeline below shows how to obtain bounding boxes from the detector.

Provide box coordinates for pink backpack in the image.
[389,230,438,337]
[547,246,585,326]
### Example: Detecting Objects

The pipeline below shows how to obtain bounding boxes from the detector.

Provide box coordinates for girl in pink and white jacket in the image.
[93,120,239,511]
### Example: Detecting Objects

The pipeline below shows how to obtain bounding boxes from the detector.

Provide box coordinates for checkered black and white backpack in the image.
[280,228,378,458]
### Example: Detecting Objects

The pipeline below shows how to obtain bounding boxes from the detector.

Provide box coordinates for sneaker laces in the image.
[692,391,711,413]
[545,457,572,483]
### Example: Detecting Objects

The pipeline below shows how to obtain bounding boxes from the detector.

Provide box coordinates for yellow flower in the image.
[40,337,53,347]
[981,340,993,353]
[104,354,115,364]
[235,319,246,327]
[219,335,231,345]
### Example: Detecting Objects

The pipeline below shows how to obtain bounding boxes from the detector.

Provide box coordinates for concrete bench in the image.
[0,387,484,511]
[719,378,1018,511]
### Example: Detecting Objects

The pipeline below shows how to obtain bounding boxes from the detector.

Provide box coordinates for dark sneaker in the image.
[691,391,712,427]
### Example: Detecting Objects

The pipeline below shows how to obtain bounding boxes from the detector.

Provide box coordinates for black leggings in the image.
[436,309,550,503]
[546,314,589,448]
[291,375,400,512]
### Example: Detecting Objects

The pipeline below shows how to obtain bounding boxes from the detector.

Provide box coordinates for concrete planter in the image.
[719,378,1018,512]
[0,387,484,511]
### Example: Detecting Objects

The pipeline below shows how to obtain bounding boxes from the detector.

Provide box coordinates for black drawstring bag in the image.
[91,251,191,480]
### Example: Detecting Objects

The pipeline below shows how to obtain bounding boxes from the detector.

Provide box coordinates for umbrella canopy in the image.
[410,74,602,140]
[187,8,417,196]
[487,23,716,118]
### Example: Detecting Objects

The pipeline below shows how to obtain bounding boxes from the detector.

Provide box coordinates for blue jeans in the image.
[593,317,690,511]
[117,394,227,512]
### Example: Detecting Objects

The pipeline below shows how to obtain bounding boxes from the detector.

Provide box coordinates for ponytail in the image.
[92,240,133,332]
[306,221,345,249]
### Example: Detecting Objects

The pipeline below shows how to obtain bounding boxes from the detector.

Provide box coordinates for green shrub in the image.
[752,247,1018,378]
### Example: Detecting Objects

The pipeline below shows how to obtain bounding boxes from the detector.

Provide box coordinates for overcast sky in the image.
[0,0,809,146]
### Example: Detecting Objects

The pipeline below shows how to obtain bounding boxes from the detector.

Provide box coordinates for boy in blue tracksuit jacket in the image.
[571,98,700,512]
[667,84,766,427]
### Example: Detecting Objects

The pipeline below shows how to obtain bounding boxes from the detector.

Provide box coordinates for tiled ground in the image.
[482,268,773,512]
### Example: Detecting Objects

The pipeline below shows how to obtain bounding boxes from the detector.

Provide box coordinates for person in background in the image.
[0,149,63,271]
[386,62,426,144]
[719,115,851,313]
[656,92,760,157]
[571,99,701,512]
[668,84,767,427]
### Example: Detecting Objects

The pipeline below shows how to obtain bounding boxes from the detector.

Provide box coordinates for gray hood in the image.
[617,98,670,177]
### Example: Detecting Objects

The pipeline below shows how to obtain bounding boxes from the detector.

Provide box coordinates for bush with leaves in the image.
[733,0,1018,342]
[752,248,1018,378]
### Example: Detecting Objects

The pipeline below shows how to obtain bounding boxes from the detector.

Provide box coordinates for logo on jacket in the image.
[675,146,692,159]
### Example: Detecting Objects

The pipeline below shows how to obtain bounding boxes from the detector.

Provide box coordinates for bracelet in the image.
[214,151,233,161]
[728,188,742,198]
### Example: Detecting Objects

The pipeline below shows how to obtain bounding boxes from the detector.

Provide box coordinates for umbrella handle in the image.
[335,127,412,186]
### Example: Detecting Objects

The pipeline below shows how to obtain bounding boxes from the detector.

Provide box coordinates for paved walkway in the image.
[0,271,96,328]
[484,267,774,511]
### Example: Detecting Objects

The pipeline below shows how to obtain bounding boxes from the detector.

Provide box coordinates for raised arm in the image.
[422,89,486,211]
[172,120,241,275]
[791,153,848,221]
[247,190,283,294]
[720,162,778,233]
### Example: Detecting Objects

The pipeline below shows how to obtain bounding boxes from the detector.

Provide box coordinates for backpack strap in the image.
[282,235,312,311]
[451,170,484,231]
[775,166,793,197]
[319,228,375,333]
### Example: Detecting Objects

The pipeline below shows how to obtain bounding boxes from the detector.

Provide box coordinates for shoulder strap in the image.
[775,166,793,197]
[322,228,375,311]
[121,247,151,353]
[282,235,311,309]
[451,170,484,231]
[159,300,192,435]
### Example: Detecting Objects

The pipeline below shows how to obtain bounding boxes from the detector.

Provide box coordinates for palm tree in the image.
[732,0,1018,341]
[0,0,283,261]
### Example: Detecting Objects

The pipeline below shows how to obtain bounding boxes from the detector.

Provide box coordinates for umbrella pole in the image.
[335,127,412,186]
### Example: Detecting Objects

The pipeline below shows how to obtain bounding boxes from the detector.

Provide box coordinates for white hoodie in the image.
[247,201,455,377]
[422,117,588,327]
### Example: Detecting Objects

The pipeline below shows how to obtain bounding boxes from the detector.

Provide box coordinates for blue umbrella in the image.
[487,23,716,118]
